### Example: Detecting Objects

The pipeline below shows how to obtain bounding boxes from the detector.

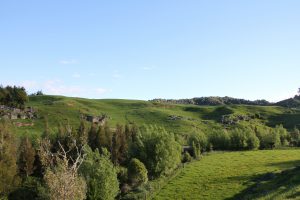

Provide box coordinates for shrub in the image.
[208,129,231,150]
[290,128,300,146]
[188,131,208,156]
[182,152,192,163]
[230,128,248,150]
[128,158,148,187]
[245,129,260,150]
[130,125,181,178]
[255,126,281,149]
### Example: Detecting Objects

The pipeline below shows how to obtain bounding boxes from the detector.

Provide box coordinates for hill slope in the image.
[12,95,300,138]
[154,149,300,200]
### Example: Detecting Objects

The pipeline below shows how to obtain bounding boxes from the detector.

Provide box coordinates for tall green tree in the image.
[0,120,19,198]
[18,136,36,177]
[131,125,181,178]
[88,124,98,150]
[79,146,119,200]
[188,131,208,158]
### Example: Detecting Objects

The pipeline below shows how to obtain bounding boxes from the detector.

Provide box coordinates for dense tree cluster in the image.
[152,96,270,106]
[0,120,183,200]
[0,86,28,109]
[204,125,291,151]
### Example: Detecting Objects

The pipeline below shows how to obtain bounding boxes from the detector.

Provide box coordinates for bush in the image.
[182,152,192,163]
[230,128,248,150]
[117,166,128,186]
[130,125,181,178]
[290,128,300,146]
[208,129,231,150]
[188,131,208,158]
[255,126,281,149]
[128,158,148,187]
[245,129,260,150]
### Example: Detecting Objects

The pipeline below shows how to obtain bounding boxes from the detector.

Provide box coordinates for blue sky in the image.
[1,0,300,102]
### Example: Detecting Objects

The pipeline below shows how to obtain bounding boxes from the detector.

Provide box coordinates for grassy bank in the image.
[154,149,300,200]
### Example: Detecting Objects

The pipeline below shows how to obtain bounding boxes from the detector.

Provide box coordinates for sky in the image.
[1,0,300,102]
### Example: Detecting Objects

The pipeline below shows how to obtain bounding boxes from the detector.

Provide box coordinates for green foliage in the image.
[128,158,148,187]
[8,177,48,200]
[255,126,281,149]
[208,129,231,150]
[18,136,36,177]
[0,120,19,198]
[182,152,192,163]
[245,128,260,150]
[188,131,207,158]
[111,124,129,165]
[275,124,289,146]
[130,125,181,178]
[0,86,28,109]
[230,128,248,150]
[290,127,300,146]
[79,146,119,200]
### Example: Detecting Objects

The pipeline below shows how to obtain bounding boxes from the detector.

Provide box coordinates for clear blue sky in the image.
[1,0,300,102]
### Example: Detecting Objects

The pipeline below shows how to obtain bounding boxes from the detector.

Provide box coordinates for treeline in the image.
[0,120,182,200]
[0,86,28,109]
[151,96,270,106]
[188,125,299,155]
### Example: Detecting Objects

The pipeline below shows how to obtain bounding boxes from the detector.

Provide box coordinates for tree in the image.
[208,129,231,150]
[230,128,248,150]
[275,125,288,146]
[111,124,129,165]
[88,124,98,150]
[290,128,300,146]
[77,121,88,147]
[0,120,19,198]
[245,129,260,150]
[131,125,181,178]
[18,136,36,177]
[188,131,207,158]
[79,146,119,200]
[255,126,280,149]
[95,125,107,149]
[128,158,148,187]
[0,86,28,109]
[40,140,87,200]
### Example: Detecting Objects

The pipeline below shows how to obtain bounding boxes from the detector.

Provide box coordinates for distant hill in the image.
[151,96,271,106]
[276,95,300,108]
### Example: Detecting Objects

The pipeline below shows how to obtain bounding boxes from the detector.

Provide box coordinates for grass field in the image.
[154,149,300,200]
[16,95,300,139]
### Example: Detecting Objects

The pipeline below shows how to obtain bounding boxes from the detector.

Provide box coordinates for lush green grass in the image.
[154,149,300,200]
[15,95,300,139]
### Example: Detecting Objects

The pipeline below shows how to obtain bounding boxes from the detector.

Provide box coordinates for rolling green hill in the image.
[13,95,300,139]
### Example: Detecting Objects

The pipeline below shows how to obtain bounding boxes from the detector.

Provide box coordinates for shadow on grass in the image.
[226,166,300,200]
[267,113,300,129]
[265,160,300,168]
[202,106,234,122]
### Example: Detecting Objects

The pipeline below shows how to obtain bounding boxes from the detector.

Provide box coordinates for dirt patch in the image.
[14,122,34,127]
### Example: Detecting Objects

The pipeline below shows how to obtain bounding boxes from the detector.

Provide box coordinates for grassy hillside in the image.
[14,95,300,138]
[154,149,300,200]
